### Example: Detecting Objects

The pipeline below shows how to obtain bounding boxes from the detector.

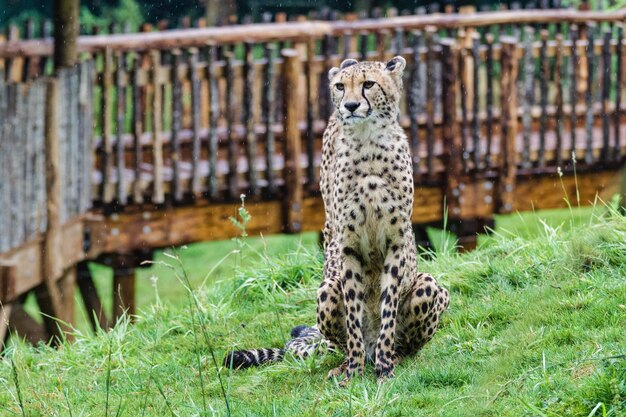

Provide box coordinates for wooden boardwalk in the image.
[1,9,625,347]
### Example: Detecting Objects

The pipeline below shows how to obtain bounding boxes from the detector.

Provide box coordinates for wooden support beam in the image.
[282,49,304,233]
[58,267,76,340]
[0,219,85,304]
[37,77,70,344]
[112,255,136,323]
[7,302,49,345]
[76,262,108,331]
[0,262,16,302]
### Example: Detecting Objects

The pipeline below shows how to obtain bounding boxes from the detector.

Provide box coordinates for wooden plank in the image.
[614,24,623,162]
[243,42,259,196]
[305,38,316,191]
[7,10,626,59]
[116,51,128,205]
[570,25,579,157]
[585,32,595,165]
[264,44,278,196]
[441,39,463,218]
[207,45,219,200]
[82,165,625,257]
[498,38,520,214]
[538,29,549,168]
[282,49,304,233]
[409,30,421,175]
[425,27,436,179]
[100,47,114,204]
[522,27,534,169]
[471,35,481,171]
[0,82,6,252]
[132,54,145,203]
[171,50,183,202]
[458,32,469,174]
[151,50,165,204]
[513,170,621,212]
[189,48,202,198]
[554,34,564,166]
[601,30,611,162]
[225,50,239,200]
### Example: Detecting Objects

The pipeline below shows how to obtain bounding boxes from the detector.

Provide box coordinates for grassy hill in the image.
[1,207,625,417]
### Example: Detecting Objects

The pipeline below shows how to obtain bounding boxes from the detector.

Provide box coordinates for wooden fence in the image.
[0,9,625,346]
[0,62,94,252]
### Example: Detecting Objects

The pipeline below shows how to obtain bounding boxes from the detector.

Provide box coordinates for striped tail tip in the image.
[223,348,285,369]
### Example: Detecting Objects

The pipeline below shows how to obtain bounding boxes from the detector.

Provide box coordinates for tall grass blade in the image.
[105,335,113,417]
[152,375,178,417]
[10,359,26,417]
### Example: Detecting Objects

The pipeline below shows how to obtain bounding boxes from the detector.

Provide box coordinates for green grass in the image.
[1,204,625,416]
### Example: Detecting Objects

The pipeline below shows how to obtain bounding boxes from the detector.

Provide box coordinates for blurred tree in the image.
[53,0,79,69]
[206,0,237,25]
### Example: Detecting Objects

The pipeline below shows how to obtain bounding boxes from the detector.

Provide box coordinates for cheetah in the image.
[224,56,449,385]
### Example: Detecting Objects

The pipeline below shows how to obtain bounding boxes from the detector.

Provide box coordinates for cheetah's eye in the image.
[335,83,345,91]
[363,81,375,89]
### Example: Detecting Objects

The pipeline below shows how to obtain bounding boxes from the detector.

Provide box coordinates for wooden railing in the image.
[2,10,625,214]
[0,9,624,214]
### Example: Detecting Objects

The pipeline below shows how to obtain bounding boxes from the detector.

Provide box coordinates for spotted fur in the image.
[318,56,449,385]
[223,56,449,383]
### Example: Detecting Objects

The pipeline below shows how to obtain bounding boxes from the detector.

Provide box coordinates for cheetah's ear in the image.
[328,59,359,80]
[385,56,406,75]
[340,58,358,69]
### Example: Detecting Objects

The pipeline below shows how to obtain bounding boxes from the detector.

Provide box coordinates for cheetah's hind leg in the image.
[395,273,450,359]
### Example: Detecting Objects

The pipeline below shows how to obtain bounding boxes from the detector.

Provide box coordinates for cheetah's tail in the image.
[223,347,286,369]
[223,325,330,370]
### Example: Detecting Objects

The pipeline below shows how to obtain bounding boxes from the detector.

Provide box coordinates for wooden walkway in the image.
[1,9,625,348]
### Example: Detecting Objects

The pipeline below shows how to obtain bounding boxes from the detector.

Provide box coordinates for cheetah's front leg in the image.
[339,247,366,386]
[375,243,404,381]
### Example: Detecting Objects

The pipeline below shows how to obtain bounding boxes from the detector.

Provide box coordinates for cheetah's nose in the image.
[344,102,360,113]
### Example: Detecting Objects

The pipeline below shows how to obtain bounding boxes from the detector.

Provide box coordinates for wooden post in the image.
[76,262,108,331]
[498,38,519,214]
[112,255,136,323]
[53,0,79,70]
[440,39,463,219]
[0,303,11,351]
[36,77,69,344]
[282,49,304,233]
[58,267,76,341]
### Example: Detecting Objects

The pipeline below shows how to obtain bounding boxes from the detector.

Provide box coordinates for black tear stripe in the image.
[362,84,373,116]
[377,83,389,101]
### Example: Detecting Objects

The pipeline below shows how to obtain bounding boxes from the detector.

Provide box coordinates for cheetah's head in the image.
[328,56,406,126]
